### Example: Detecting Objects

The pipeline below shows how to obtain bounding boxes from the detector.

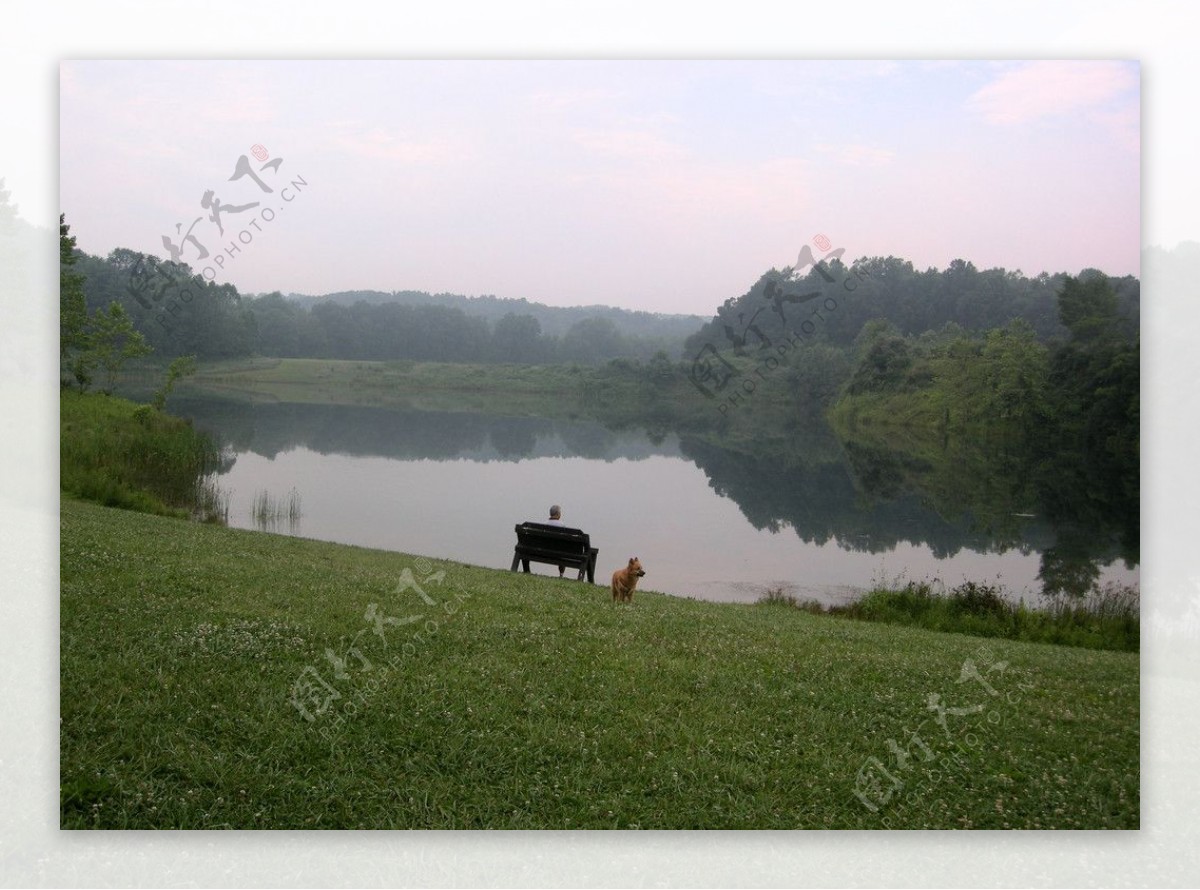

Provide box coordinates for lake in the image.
[173,394,1139,605]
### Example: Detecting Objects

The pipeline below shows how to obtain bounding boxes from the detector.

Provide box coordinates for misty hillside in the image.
[685,257,1139,358]
[278,289,706,341]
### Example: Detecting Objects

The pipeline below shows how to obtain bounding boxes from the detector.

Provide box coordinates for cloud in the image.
[528,87,622,112]
[570,127,687,162]
[967,60,1138,124]
[750,59,902,98]
[813,142,895,167]
[1089,104,1140,154]
[329,124,467,164]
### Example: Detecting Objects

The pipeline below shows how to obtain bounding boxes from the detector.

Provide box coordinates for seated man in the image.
[545,505,566,575]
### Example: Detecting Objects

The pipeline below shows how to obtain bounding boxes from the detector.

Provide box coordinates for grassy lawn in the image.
[179,355,804,432]
[183,357,637,416]
[61,498,1139,829]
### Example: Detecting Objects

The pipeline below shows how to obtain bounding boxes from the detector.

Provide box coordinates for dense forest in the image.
[68,246,700,366]
[685,255,1138,356]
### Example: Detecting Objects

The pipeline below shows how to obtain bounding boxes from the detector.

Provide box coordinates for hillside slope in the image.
[61,499,1138,829]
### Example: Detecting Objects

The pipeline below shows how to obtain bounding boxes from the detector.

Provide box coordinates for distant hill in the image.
[279,289,706,341]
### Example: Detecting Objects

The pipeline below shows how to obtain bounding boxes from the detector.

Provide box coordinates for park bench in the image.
[510,522,599,583]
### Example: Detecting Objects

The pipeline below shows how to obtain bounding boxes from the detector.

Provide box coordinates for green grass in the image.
[60,389,224,519]
[183,355,800,429]
[61,498,1139,829]
[760,581,1139,652]
[185,357,641,416]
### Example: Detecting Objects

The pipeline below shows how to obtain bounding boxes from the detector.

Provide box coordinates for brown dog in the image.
[611,557,646,603]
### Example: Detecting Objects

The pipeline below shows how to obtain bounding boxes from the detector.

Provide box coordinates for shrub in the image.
[948,581,1010,618]
[756,587,827,614]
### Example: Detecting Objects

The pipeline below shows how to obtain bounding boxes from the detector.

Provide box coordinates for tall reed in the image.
[61,389,228,520]
[758,578,1139,652]
[251,487,302,533]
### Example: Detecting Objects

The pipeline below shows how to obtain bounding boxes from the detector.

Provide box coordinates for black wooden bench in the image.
[510,522,599,583]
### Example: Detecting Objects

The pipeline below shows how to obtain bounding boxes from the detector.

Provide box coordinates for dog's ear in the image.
[629,557,637,565]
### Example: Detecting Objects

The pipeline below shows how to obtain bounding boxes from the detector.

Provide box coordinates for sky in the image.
[58,59,1140,315]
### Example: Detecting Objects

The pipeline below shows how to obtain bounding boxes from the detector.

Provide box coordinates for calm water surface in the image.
[178,395,1138,605]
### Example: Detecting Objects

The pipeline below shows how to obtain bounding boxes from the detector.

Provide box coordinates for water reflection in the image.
[171,396,680,463]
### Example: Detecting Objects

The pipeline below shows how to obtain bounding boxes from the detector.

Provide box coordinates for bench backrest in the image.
[514,522,591,557]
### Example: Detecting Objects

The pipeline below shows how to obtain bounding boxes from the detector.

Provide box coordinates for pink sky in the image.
[58,59,1139,315]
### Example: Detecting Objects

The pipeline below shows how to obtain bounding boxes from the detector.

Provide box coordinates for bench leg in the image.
[587,548,598,584]
[510,552,520,572]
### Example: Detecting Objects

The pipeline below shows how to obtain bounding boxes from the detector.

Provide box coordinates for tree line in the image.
[65,239,696,367]
[685,255,1138,358]
[65,222,1140,378]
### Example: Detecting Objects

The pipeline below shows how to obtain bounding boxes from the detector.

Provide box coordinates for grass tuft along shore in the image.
[61,497,1138,829]
[759,581,1139,653]
[60,388,225,520]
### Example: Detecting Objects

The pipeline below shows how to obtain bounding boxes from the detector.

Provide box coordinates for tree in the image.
[249,292,301,357]
[60,214,89,370]
[152,355,197,411]
[87,301,153,394]
[847,322,915,395]
[978,320,1050,432]
[491,313,545,363]
[647,350,676,383]
[786,343,853,411]
[562,317,625,365]
[1057,273,1120,345]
